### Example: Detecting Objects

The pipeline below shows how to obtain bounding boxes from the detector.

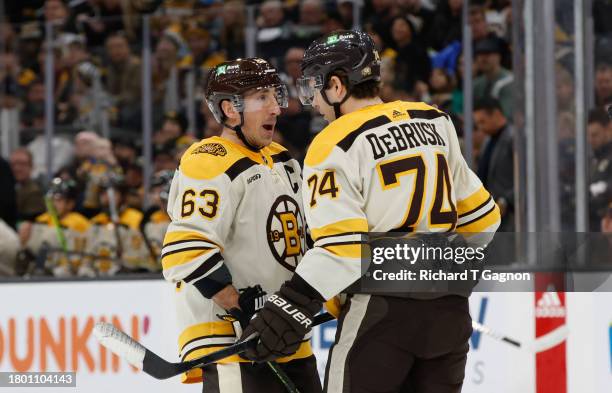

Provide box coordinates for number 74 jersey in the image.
[296,101,501,300]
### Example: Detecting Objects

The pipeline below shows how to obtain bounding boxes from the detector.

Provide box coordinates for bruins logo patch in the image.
[266,195,306,271]
[192,143,227,156]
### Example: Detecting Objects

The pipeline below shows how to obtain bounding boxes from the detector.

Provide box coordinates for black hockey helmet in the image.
[297,30,381,117]
[151,170,175,205]
[48,177,78,201]
[205,58,288,151]
[205,58,288,120]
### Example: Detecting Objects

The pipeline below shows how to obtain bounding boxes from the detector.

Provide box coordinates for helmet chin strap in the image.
[227,112,263,152]
[321,89,351,120]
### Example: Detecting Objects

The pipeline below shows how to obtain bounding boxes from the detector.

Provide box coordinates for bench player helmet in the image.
[47,177,78,201]
[205,58,288,151]
[297,30,381,119]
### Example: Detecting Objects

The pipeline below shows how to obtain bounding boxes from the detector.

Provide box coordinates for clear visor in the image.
[240,84,289,112]
[297,74,323,106]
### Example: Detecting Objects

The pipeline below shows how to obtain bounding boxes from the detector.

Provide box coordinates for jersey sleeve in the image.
[293,144,369,301]
[162,167,236,298]
[445,117,501,247]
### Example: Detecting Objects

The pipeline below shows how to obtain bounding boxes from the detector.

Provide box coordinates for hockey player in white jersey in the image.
[242,31,501,393]
[162,58,321,393]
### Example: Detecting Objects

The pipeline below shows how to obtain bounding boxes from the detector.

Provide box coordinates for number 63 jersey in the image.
[296,102,502,301]
[162,136,311,382]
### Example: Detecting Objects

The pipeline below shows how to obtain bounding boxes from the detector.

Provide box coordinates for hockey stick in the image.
[472,321,569,352]
[44,195,68,253]
[94,312,335,380]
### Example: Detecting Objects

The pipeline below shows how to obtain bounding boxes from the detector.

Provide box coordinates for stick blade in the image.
[94,322,146,370]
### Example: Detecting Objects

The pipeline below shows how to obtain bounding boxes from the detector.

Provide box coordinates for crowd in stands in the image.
[0,0,610,277]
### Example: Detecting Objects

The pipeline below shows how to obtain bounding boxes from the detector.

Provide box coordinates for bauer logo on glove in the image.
[267,294,313,328]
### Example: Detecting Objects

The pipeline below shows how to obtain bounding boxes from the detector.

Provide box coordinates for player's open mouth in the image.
[262,124,274,131]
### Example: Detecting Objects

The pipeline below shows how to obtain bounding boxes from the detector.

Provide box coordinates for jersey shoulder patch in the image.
[180,137,256,181]
[399,101,449,121]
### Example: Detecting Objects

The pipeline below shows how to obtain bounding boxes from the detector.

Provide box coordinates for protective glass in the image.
[241,84,289,112]
[297,74,324,106]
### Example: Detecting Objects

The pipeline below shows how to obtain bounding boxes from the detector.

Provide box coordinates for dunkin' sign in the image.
[0,314,148,373]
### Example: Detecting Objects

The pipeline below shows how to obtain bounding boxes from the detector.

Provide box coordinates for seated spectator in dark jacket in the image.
[389,16,432,95]
[10,148,45,222]
[587,108,612,231]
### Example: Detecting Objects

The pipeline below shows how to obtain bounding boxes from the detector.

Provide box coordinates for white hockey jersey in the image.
[26,212,90,276]
[296,101,502,301]
[163,136,310,383]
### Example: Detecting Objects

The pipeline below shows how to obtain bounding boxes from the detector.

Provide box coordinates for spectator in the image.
[112,137,139,170]
[473,37,514,119]
[153,111,189,152]
[151,33,183,113]
[337,0,357,28]
[396,0,436,49]
[74,0,128,48]
[43,0,79,36]
[22,79,45,127]
[429,0,463,51]
[277,47,311,155]
[180,26,225,71]
[469,5,511,69]
[321,10,345,35]
[219,0,246,59]
[76,136,121,216]
[293,0,325,44]
[257,0,291,68]
[10,148,46,222]
[429,67,456,114]
[474,97,514,231]
[389,16,432,95]
[0,156,18,229]
[0,51,37,94]
[587,108,612,231]
[17,22,44,72]
[595,62,612,107]
[365,0,396,47]
[104,32,142,127]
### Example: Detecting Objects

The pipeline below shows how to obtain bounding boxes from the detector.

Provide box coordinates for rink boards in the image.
[0,279,610,393]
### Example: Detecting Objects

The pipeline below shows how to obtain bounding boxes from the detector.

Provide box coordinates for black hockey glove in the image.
[240,282,322,362]
[226,285,268,329]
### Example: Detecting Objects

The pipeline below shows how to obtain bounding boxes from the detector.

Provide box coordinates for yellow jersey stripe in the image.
[180,341,313,383]
[311,218,369,241]
[456,203,501,233]
[456,186,491,216]
[178,321,236,349]
[161,248,213,270]
[163,231,223,251]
